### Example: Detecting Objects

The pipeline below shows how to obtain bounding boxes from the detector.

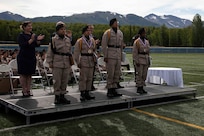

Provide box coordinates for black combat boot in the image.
[137,87,143,94]
[107,88,115,98]
[112,88,122,97]
[85,91,95,100]
[117,82,124,89]
[141,86,147,94]
[91,85,97,91]
[60,94,71,104]
[80,91,86,101]
[54,95,61,104]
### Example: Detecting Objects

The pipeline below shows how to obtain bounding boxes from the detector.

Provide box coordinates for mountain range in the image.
[0,11,192,28]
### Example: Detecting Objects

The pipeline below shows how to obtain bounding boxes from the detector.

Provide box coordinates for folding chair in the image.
[0,64,15,95]
[121,58,135,84]
[97,57,107,83]
[34,66,45,89]
[8,59,20,95]
[8,59,44,94]
[43,59,53,93]
[71,64,80,85]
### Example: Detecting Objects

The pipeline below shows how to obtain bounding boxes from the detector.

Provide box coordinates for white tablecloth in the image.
[146,67,184,88]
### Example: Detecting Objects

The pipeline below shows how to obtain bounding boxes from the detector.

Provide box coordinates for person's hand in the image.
[66,33,72,37]
[49,63,53,68]
[104,58,108,63]
[95,39,100,44]
[29,34,36,44]
[31,33,36,40]
[37,34,45,41]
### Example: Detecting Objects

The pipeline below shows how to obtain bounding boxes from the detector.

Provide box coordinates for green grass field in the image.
[0,53,204,136]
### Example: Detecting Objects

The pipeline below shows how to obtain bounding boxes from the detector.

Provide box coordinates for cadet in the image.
[74,25,96,101]
[132,28,150,94]
[101,18,124,98]
[132,34,140,83]
[46,21,72,104]
[88,24,100,91]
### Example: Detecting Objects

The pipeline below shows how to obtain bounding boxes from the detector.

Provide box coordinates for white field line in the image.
[185,82,204,88]
[152,61,204,67]
[196,96,204,99]
[188,82,204,85]
[185,84,201,87]
[183,72,204,76]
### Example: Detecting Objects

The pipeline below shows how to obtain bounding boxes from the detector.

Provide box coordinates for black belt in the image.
[81,53,93,56]
[138,52,148,55]
[108,45,120,48]
[54,52,72,56]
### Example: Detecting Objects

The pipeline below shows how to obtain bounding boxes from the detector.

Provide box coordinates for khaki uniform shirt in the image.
[101,28,124,60]
[46,34,72,68]
[74,36,96,68]
[133,38,150,65]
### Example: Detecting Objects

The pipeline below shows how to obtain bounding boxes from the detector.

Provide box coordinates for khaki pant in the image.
[106,59,121,89]
[135,64,148,87]
[79,67,94,91]
[52,67,70,95]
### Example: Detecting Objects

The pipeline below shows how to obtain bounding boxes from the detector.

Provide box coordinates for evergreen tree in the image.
[192,14,204,47]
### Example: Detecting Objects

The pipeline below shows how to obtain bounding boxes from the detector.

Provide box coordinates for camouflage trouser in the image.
[135,64,148,87]
[106,59,121,89]
[79,67,94,91]
[133,60,137,82]
[52,67,70,95]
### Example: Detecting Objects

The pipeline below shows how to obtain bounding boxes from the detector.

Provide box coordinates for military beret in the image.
[138,28,145,35]
[56,21,65,31]
[109,18,117,26]
[82,25,89,34]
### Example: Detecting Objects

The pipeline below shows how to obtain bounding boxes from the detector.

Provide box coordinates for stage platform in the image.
[0,82,196,124]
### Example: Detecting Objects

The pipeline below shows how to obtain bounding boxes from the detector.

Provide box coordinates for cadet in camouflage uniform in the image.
[132,28,150,94]
[74,25,96,101]
[88,24,99,91]
[46,21,72,104]
[101,18,124,97]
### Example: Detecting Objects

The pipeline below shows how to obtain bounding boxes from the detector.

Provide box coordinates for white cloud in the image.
[0,0,204,20]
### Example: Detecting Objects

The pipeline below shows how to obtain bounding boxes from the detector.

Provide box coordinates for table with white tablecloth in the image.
[146,67,184,88]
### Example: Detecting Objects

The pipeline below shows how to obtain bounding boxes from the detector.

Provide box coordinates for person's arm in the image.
[74,39,81,68]
[133,40,140,66]
[28,33,36,45]
[46,38,54,68]
[18,33,34,47]
[92,38,98,64]
[36,34,45,46]
[101,31,108,62]
[18,33,41,48]
[120,31,124,61]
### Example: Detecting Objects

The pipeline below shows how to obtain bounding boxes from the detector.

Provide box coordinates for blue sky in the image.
[0,0,204,21]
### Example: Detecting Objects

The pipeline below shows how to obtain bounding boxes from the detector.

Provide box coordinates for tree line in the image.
[0,14,203,47]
